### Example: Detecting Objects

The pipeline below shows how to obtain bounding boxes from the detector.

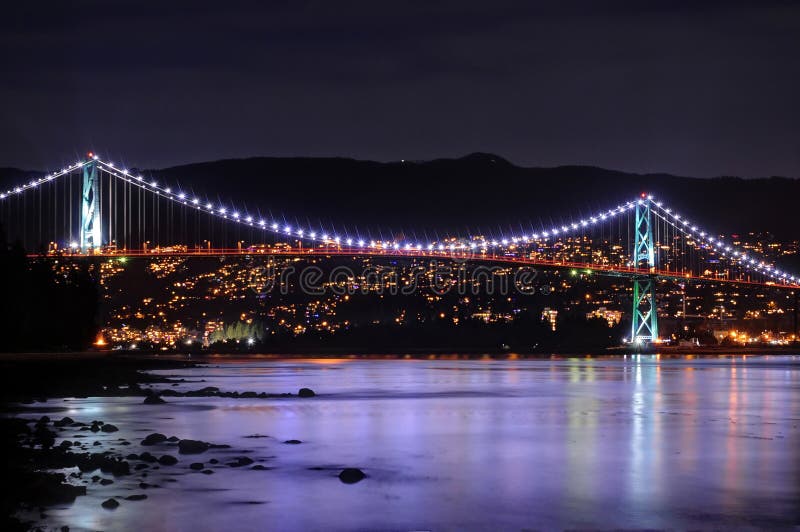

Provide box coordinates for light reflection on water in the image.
[22,355,800,530]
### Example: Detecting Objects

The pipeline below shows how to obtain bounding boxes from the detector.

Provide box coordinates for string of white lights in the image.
[0,156,797,287]
[0,161,87,200]
[92,156,644,253]
[648,198,798,285]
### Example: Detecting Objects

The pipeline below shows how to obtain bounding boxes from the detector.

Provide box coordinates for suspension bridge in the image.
[1,152,798,346]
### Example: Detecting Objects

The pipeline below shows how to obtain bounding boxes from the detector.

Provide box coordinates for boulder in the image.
[227,457,254,467]
[101,498,119,510]
[298,388,316,398]
[100,424,118,433]
[189,462,204,470]
[178,439,209,454]
[284,439,302,444]
[141,433,167,446]
[139,452,158,463]
[158,455,178,466]
[143,395,166,405]
[54,416,74,427]
[338,468,366,484]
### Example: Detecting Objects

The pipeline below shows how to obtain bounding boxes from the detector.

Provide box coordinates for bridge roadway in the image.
[30,246,800,290]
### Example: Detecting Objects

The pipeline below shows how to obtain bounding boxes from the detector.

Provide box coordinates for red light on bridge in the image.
[87,151,94,158]
[641,192,647,198]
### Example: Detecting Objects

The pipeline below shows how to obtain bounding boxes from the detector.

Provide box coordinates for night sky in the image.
[2,0,799,177]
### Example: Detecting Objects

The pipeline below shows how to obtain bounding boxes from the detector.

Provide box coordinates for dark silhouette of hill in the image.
[147,153,800,239]
[2,154,798,239]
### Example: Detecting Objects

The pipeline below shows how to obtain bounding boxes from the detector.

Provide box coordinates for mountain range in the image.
[2,153,798,239]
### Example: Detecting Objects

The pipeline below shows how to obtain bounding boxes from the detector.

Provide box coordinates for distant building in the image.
[586,306,623,327]
[541,307,558,331]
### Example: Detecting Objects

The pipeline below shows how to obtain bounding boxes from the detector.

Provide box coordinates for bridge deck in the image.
[31,247,800,290]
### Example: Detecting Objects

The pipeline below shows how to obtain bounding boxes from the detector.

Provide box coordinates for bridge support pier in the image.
[80,160,101,250]
[631,198,659,345]
[631,276,658,343]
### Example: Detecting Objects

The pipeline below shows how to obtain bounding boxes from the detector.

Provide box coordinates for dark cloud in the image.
[1,0,798,177]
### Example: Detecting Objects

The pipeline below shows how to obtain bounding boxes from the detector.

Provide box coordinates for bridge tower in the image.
[80,158,101,250]
[631,197,658,344]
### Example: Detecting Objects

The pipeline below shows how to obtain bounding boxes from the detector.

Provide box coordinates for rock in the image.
[143,395,166,405]
[38,416,51,424]
[139,482,151,489]
[338,468,366,484]
[298,388,316,398]
[53,416,74,427]
[227,457,254,467]
[167,436,179,442]
[141,433,167,446]
[101,498,119,510]
[201,469,214,475]
[284,439,302,444]
[34,425,57,449]
[251,465,270,470]
[178,439,209,454]
[189,462,204,470]
[126,494,148,501]
[209,459,219,464]
[74,453,130,476]
[100,424,118,433]
[126,453,139,460]
[100,478,114,485]
[91,475,101,483]
[158,455,178,466]
[139,452,158,463]
[19,471,86,505]
[93,441,101,446]
[134,464,149,471]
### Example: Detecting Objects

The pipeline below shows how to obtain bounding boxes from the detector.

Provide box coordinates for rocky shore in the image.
[0,355,362,531]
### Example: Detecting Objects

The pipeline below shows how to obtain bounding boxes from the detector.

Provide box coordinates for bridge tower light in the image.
[630,198,659,345]
[80,158,101,250]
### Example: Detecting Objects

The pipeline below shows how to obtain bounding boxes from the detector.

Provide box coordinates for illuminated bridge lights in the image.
[1,153,799,289]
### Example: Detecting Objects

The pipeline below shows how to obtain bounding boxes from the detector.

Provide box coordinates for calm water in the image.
[20,355,800,531]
